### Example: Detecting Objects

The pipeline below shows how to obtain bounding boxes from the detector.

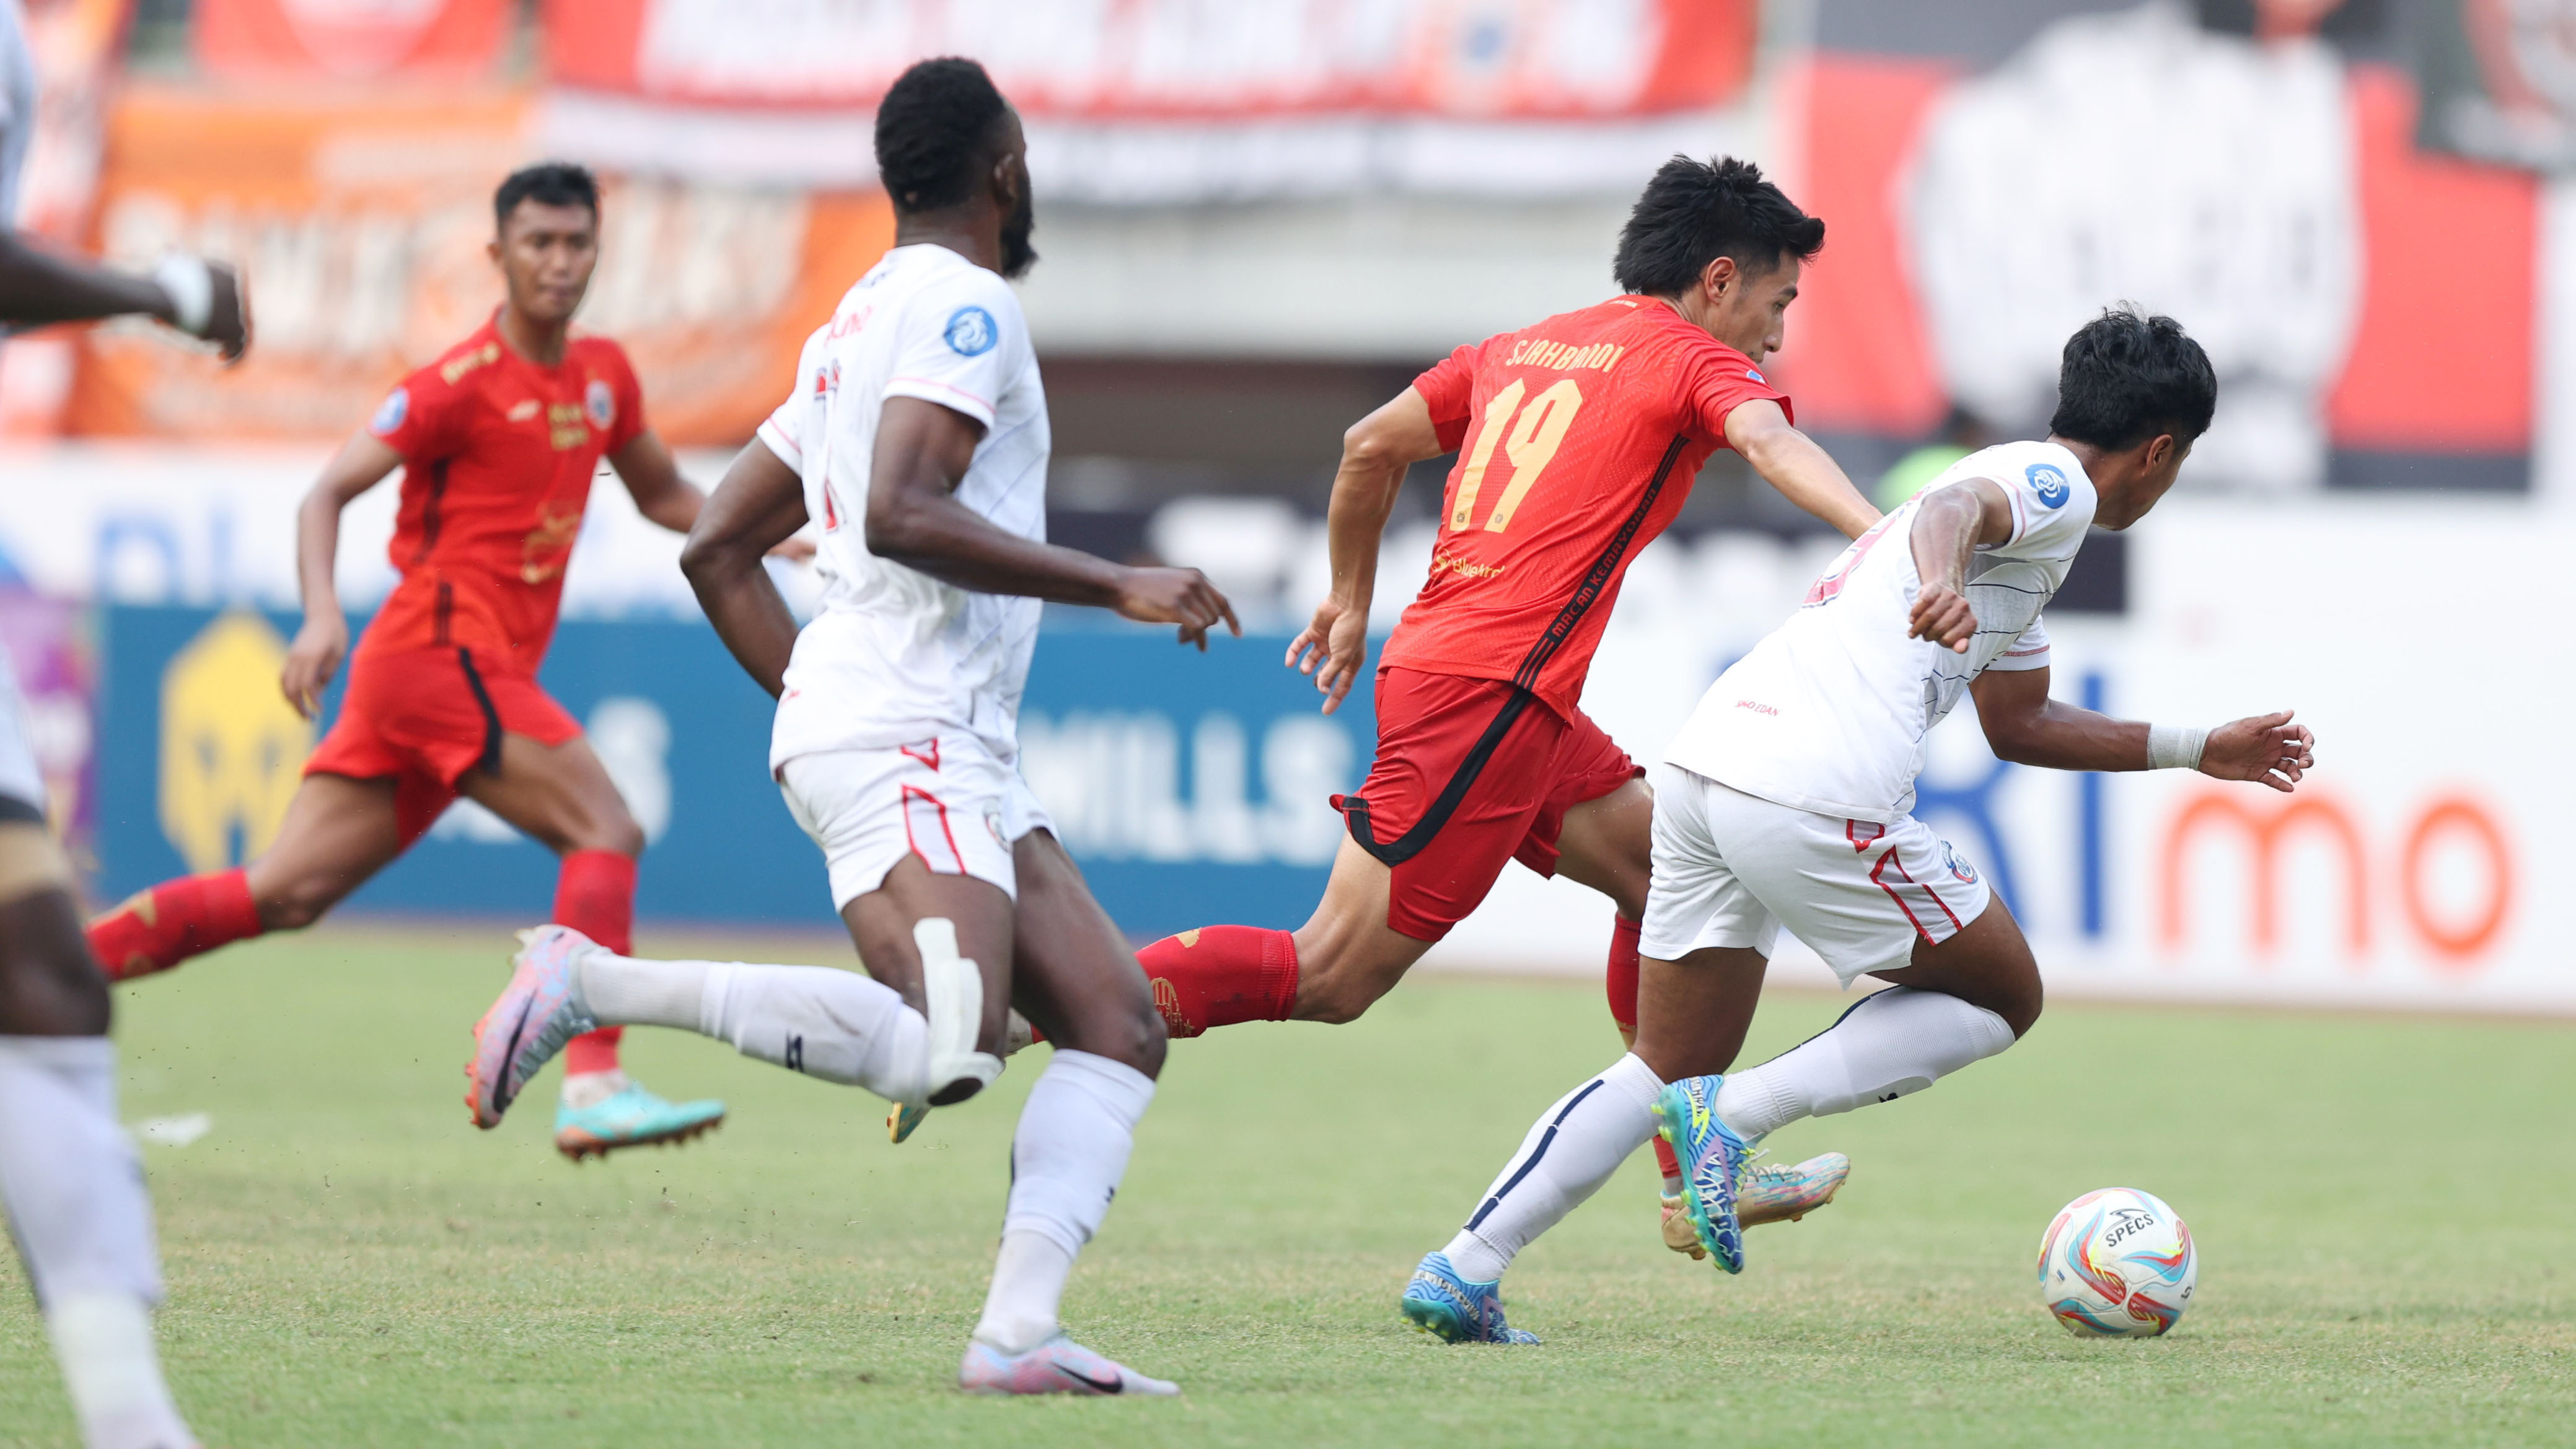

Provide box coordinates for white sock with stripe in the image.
[1713,986,2015,1140]
[580,953,928,1103]
[1440,1053,1663,1283]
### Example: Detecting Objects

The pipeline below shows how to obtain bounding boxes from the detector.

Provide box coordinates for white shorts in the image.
[1638,763,1991,987]
[778,734,1054,912]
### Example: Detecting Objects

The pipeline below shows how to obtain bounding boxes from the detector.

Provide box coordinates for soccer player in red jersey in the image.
[1133,157,1879,1253]
[87,163,745,1160]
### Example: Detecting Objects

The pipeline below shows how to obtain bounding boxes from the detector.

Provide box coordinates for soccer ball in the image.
[2036,1188,2196,1337]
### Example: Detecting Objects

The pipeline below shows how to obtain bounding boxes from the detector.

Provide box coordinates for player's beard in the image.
[1000,188,1038,279]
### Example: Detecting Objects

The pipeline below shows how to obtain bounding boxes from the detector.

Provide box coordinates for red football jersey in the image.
[1379,296,1790,719]
[358,317,646,676]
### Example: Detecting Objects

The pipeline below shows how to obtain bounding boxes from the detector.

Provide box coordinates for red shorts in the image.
[1334,667,1642,942]
[304,646,582,846]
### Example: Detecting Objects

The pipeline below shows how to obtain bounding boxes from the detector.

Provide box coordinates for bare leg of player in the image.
[0,821,198,1448]
[86,774,403,982]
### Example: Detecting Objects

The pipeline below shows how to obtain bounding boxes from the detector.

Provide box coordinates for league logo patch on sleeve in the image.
[1746,367,1766,385]
[2026,463,2070,509]
[944,305,1000,357]
[585,378,616,431]
[369,387,409,436]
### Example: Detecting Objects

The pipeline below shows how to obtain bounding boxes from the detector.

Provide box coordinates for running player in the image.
[465,58,1234,1395]
[1400,310,2312,1343]
[1127,156,1876,1252]
[86,162,735,1161]
[0,3,244,1442]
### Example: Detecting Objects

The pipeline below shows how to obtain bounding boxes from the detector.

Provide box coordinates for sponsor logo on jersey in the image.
[439,340,501,385]
[506,398,539,423]
[547,402,591,450]
[369,387,409,436]
[586,378,615,431]
[945,305,1000,357]
[2026,463,2070,509]
[1941,842,1979,883]
[1734,698,1778,716]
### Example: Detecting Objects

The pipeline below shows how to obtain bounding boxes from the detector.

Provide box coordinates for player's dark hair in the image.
[876,57,1012,215]
[1612,155,1824,297]
[2049,308,2218,450]
[493,162,599,232]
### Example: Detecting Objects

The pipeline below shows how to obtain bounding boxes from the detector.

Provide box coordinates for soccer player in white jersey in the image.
[0,4,245,1445]
[1400,310,2316,1344]
[466,58,1234,1395]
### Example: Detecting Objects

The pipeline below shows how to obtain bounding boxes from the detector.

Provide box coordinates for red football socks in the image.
[87,867,262,983]
[1603,915,1684,1184]
[553,849,636,1076]
[1132,925,1299,1038]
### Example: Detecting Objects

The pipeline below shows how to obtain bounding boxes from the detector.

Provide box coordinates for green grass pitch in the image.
[2,923,2570,1447]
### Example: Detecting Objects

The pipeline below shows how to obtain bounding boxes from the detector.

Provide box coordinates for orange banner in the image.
[194,0,509,81]
[67,86,893,445]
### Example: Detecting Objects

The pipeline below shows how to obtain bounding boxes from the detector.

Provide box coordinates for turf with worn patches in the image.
[2,924,2569,1447]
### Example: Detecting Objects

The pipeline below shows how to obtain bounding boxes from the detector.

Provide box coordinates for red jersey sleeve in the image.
[1681,340,1793,446]
[1410,342,1480,453]
[366,359,471,465]
[600,341,647,453]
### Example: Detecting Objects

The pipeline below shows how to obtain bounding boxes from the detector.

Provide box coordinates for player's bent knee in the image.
[1052,996,1167,1079]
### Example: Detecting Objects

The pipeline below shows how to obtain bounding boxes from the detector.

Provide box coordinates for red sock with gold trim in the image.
[1132,926,1298,1038]
[86,868,261,982]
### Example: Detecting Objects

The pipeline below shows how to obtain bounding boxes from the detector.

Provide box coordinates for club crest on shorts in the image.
[946,305,999,357]
[585,379,615,431]
[1941,842,1979,883]
[2026,463,2070,509]
[985,809,1008,849]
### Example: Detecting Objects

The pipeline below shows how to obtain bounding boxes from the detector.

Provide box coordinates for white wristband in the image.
[151,253,213,337]
[2146,723,2208,771]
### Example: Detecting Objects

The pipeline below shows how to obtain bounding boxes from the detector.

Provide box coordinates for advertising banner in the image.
[535,0,1759,197]
[90,608,1374,937]
[84,485,2572,1018]
[2414,0,2576,170]
[67,87,894,445]
[193,0,510,81]
[1783,2,2538,496]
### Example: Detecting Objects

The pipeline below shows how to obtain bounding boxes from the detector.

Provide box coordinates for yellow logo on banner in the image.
[159,612,312,872]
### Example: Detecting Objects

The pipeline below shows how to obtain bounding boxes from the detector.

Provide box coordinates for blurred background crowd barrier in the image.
[0,0,2562,1012]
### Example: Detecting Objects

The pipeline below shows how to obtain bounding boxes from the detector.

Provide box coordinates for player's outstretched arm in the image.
[280,435,402,718]
[865,396,1240,649]
[1969,667,2315,790]
[1724,400,1880,541]
[679,439,810,698]
[1905,478,2013,653]
[0,234,250,361]
[1286,387,1443,714]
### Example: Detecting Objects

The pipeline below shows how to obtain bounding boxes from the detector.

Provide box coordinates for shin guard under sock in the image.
[554,849,637,1077]
[1132,925,1298,1038]
[86,869,260,983]
[1715,986,2016,1139]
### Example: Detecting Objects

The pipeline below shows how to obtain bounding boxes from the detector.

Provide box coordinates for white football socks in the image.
[1714,986,2016,1141]
[0,1036,194,1449]
[579,952,929,1105]
[972,1049,1155,1354]
[1441,1052,1664,1283]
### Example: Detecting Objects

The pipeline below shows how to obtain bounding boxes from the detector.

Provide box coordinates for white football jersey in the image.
[756,243,1049,770]
[1665,440,2098,823]
[0,1,28,223]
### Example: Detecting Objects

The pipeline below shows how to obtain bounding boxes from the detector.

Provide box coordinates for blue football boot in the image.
[1400,1253,1540,1344]
[1657,1075,1752,1274]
